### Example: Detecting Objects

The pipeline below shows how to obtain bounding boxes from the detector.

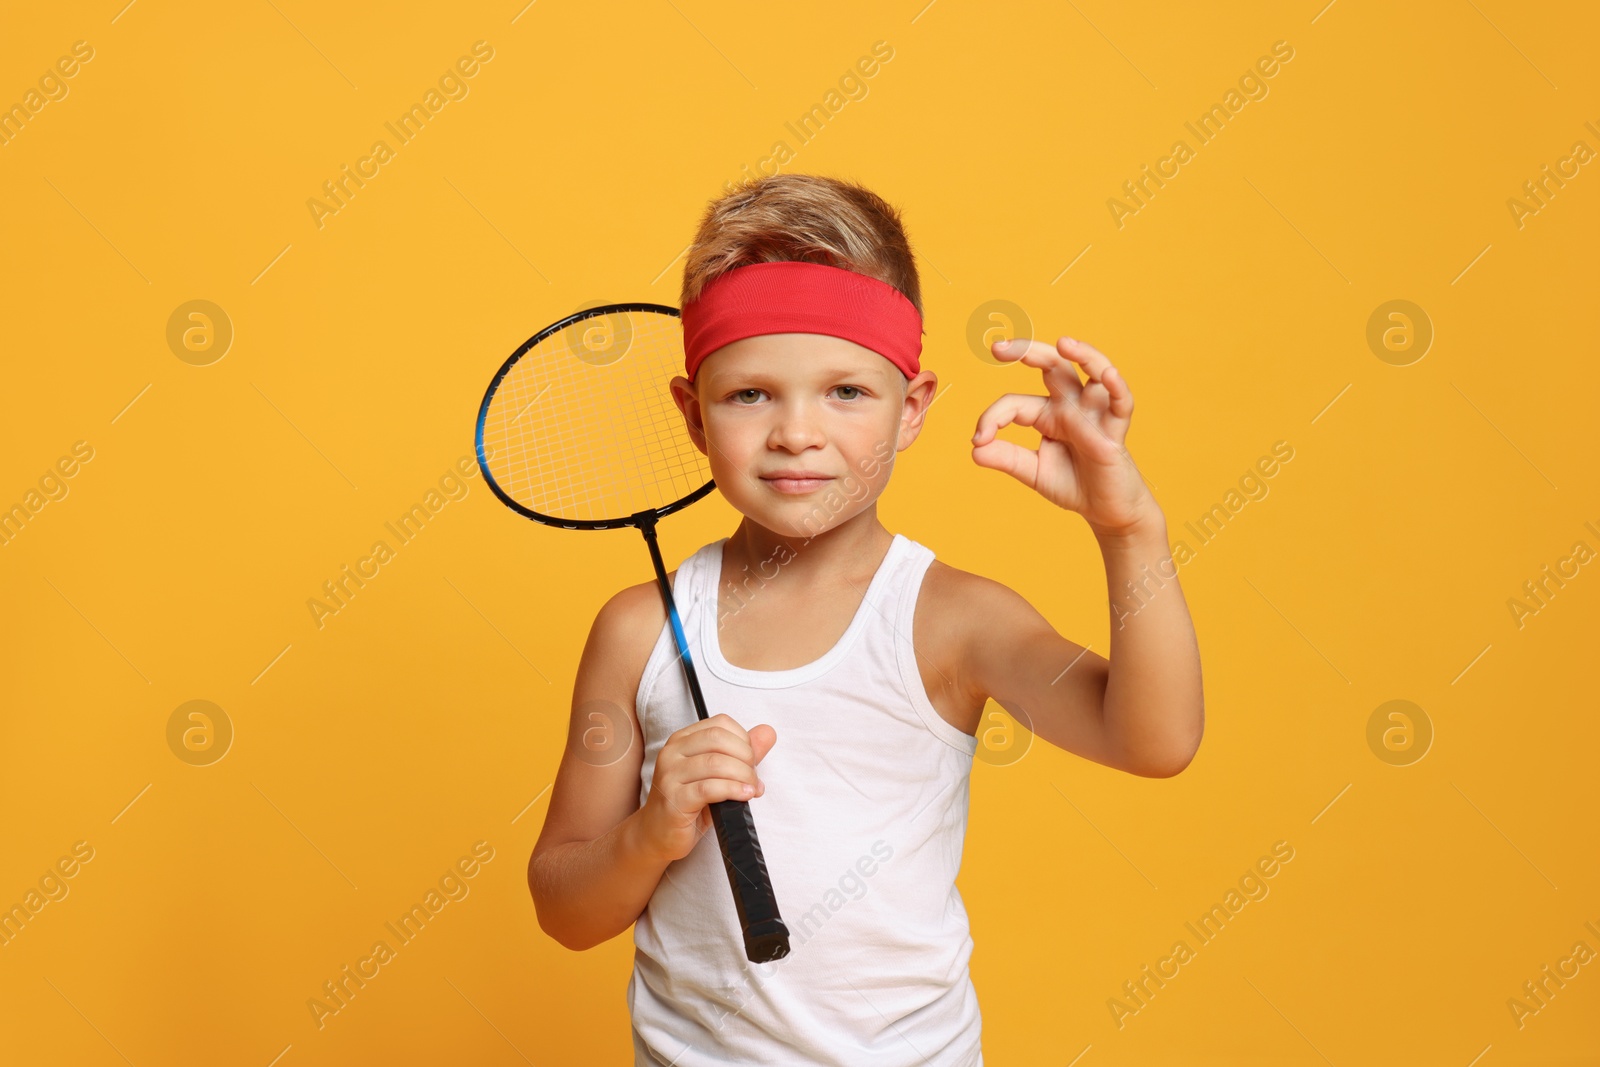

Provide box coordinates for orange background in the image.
[2,1,1597,1064]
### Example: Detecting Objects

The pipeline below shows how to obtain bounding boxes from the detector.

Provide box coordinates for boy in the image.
[528,174,1203,1066]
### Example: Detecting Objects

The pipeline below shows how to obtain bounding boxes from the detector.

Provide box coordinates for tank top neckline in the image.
[699,532,909,689]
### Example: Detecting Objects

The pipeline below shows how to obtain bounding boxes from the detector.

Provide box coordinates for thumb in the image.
[748,723,777,765]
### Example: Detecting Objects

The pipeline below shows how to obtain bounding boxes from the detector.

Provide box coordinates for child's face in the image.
[670,333,937,539]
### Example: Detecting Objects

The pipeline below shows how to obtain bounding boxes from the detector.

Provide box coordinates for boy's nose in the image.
[767,404,826,451]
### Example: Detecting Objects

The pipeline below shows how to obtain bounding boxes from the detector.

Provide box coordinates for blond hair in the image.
[679,173,922,318]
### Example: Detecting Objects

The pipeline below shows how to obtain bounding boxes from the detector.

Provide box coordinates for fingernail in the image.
[742,784,754,796]
[994,339,1013,351]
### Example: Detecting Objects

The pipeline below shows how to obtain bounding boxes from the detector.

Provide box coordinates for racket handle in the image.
[707,797,790,963]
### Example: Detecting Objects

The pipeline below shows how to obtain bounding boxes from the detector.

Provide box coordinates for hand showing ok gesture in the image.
[971,336,1159,540]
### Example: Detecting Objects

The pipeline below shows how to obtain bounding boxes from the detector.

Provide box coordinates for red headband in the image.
[680,261,923,382]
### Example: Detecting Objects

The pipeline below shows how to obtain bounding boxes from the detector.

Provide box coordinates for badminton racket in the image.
[474,302,791,964]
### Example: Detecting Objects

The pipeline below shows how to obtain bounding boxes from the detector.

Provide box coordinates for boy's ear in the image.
[895,370,939,452]
[669,375,708,455]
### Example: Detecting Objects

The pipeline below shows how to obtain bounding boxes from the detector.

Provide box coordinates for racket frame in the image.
[473,303,791,964]
[474,303,715,530]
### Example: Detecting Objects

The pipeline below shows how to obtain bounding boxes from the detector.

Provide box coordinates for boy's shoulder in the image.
[918,554,1040,632]
[921,554,1086,683]
[593,571,675,648]
[578,572,678,713]
[912,554,1053,732]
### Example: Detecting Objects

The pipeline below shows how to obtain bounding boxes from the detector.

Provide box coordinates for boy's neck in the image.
[723,505,894,588]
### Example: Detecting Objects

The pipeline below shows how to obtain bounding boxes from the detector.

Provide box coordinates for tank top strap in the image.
[688,536,726,628]
[679,537,721,664]
[855,533,932,654]
[852,534,978,754]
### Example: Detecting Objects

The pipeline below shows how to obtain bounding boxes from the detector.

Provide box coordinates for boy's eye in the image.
[729,386,863,403]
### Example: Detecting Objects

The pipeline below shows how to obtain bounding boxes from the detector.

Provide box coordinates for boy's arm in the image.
[966,335,1203,777]
[954,513,1202,778]
[527,583,672,951]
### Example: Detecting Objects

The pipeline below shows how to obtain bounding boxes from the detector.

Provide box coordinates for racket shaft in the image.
[639,518,790,963]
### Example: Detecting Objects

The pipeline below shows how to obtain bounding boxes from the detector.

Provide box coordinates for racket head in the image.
[475,303,715,530]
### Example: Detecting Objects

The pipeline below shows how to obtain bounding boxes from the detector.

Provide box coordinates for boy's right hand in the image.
[639,713,776,863]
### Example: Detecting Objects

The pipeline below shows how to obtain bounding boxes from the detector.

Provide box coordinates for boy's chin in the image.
[732,500,873,541]
[740,507,824,537]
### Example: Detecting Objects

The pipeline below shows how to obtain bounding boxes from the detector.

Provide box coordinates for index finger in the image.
[991,337,1086,396]
[679,713,750,743]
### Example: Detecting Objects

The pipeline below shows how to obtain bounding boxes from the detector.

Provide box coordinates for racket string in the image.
[484,309,712,522]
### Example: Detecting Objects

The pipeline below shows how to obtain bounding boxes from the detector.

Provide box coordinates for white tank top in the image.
[627,532,983,1066]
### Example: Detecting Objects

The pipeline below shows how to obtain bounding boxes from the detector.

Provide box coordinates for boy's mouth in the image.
[760,470,834,494]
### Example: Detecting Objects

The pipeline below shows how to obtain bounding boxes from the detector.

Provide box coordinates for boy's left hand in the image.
[971,336,1158,539]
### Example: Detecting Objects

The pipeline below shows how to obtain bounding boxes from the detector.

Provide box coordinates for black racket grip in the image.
[707,797,790,963]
